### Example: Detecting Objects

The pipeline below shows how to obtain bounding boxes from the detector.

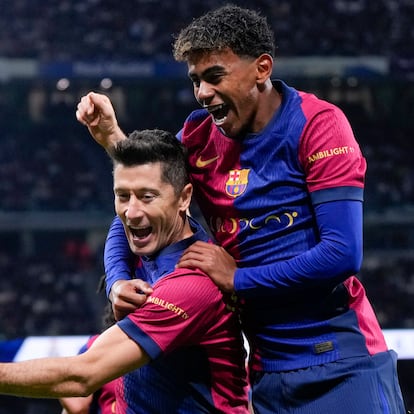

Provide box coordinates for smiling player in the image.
[0,129,249,414]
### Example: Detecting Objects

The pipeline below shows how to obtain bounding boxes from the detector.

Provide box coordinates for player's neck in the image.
[253,86,282,133]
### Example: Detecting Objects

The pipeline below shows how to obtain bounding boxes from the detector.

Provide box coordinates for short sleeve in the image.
[299,105,366,204]
[117,269,224,359]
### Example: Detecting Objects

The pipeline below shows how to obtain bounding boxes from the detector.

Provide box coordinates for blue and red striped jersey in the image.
[116,218,249,413]
[179,80,387,372]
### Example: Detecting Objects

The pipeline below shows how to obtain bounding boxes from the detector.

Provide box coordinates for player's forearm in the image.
[235,200,363,296]
[0,357,96,399]
[104,216,135,298]
[100,124,126,152]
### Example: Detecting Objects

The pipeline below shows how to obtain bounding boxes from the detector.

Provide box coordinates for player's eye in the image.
[141,193,156,202]
[205,73,222,85]
[116,192,129,202]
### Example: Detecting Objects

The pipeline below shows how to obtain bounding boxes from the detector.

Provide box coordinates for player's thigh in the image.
[251,351,406,414]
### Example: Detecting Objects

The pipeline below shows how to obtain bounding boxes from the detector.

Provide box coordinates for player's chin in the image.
[130,236,158,257]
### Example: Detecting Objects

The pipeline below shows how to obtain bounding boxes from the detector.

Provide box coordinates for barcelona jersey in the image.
[116,218,249,413]
[179,80,388,373]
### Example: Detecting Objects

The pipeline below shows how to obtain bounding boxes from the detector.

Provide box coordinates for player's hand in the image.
[59,395,93,414]
[177,241,236,292]
[76,92,126,150]
[109,279,153,321]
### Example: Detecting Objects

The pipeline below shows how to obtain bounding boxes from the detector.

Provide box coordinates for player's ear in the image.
[179,183,193,212]
[256,53,273,84]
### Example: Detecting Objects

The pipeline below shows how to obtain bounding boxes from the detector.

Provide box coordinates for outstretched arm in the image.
[0,324,149,399]
[76,92,126,151]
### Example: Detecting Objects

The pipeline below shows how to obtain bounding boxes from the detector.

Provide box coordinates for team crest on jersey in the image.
[225,169,250,198]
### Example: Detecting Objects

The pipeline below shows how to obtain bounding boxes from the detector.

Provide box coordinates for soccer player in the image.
[0,129,249,414]
[75,4,406,414]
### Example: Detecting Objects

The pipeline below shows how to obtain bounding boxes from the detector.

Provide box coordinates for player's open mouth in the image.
[130,226,152,240]
[205,103,229,126]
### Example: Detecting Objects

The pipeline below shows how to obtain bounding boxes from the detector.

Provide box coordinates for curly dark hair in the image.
[173,4,275,61]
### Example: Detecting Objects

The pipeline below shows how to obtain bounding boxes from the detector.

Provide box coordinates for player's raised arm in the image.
[76,92,126,151]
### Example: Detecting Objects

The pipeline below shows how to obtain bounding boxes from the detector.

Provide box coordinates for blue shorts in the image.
[250,351,406,414]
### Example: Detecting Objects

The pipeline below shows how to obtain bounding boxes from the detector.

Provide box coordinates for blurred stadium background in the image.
[0,0,413,412]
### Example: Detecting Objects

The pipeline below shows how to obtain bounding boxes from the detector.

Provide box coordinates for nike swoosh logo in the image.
[196,155,219,168]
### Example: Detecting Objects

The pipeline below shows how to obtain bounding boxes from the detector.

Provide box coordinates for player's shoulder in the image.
[181,108,214,140]
[154,268,222,301]
[145,268,229,320]
[298,90,346,121]
[299,90,335,110]
[159,267,214,285]
[277,80,344,124]
[185,108,210,123]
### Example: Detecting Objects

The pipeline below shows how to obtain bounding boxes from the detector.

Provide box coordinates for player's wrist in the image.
[109,279,124,302]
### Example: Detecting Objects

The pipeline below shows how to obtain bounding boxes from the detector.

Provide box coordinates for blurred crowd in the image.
[0,124,113,213]
[0,0,413,60]
[362,255,414,329]
[0,233,104,339]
